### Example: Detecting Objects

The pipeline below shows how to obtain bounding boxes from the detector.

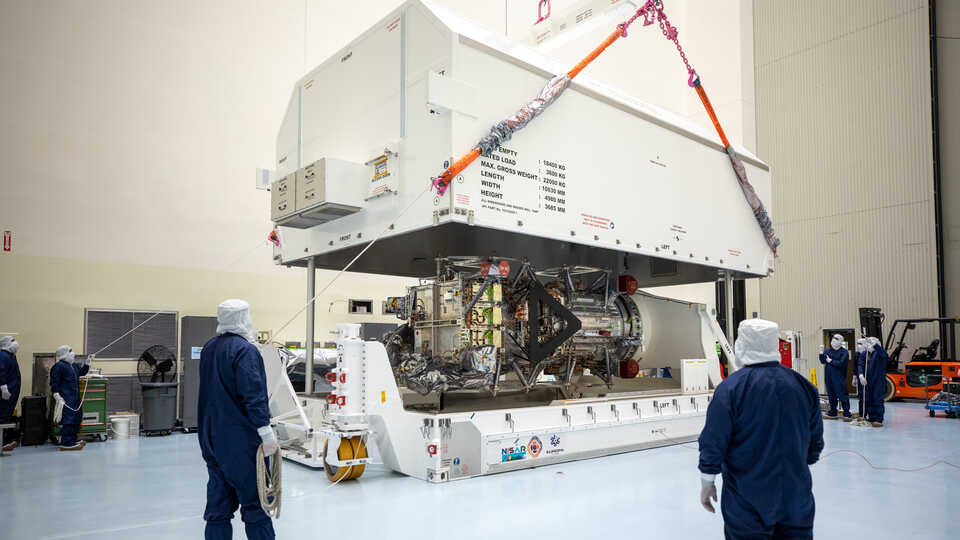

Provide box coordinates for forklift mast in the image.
[858,307,884,339]
[883,317,958,368]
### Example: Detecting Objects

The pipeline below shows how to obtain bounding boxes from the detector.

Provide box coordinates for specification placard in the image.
[477,145,567,216]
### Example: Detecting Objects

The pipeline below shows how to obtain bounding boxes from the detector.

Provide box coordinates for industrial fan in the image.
[137,345,178,435]
[137,345,176,383]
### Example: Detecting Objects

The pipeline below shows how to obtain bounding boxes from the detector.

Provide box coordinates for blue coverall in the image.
[857,346,888,423]
[818,347,851,417]
[0,349,21,438]
[699,361,825,539]
[49,360,89,446]
[198,333,275,540]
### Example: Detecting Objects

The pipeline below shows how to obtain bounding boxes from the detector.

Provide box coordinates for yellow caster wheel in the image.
[322,436,367,482]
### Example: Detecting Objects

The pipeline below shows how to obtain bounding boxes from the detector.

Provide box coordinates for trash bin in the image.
[140,382,177,435]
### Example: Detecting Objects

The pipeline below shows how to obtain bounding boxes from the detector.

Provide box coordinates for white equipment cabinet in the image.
[263,0,773,483]
[271,0,774,282]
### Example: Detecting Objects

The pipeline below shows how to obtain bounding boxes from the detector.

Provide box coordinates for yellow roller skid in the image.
[322,436,367,483]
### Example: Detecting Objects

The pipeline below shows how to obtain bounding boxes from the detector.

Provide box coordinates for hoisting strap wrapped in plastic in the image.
[477,74,571,157]
[693,78,781,252]
[433,28,622,195]
[725,146,779,252]
[429,0,780,254]
[432,75,573,195]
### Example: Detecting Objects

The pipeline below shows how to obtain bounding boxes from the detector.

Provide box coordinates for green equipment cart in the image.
[50,377,109,443]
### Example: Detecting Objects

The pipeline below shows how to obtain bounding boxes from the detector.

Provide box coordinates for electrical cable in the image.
[271,184,432,339]
[819,449,960,473]
[654,429,699,451]
[654,429,960,473]
[325,433,369,488]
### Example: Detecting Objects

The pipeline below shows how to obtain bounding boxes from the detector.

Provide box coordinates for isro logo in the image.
[528,436,543,458]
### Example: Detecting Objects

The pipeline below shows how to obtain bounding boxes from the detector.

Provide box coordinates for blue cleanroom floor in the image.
[1,400,957,539]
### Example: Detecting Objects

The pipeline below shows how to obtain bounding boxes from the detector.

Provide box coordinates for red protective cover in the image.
[779,338,792,368]
[618,275,639,296]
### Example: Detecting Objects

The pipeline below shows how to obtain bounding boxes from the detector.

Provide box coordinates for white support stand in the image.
[305,257,316,394]
[276,335,712,482]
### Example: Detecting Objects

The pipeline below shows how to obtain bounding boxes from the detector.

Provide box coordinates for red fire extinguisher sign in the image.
[2,230,10,252]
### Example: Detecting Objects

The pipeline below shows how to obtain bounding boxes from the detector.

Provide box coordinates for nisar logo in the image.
[500,445,527,462]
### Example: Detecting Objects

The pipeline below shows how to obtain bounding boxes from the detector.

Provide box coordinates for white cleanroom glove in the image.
[53,393,65,423]
[700,474,717,513]
[258,425,280,455]
[859,374,867,387]
[819,344,824,354]
[1,385,10,400]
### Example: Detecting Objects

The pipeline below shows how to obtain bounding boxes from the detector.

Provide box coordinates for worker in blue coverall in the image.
[818,334,852,421]
[857,337,888,427]
[699,319,825,539]
[854,338,867,418]
[198,299,278,540]
[0,336,22,451]
[50,345,91,451]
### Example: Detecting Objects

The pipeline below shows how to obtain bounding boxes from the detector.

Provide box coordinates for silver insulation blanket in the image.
[396,353,495,395]
[477,74,572,156]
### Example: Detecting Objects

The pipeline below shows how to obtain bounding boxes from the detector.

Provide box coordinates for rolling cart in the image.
[926,391,960,418]
[925,378,960,418]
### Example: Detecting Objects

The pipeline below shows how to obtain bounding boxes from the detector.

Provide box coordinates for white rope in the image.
[257,444,283,518]
[271,185,431,339]
[64,237,273,416]
[58,312,165,414]
[91,311,165,358]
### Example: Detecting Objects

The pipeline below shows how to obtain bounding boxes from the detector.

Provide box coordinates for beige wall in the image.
[754,0,940,386]
[0,254,409,402]
[0,0,756,407]
[0,0,417,407]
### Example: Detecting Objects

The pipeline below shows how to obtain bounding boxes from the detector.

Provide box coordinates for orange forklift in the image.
[882,317,960,401]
